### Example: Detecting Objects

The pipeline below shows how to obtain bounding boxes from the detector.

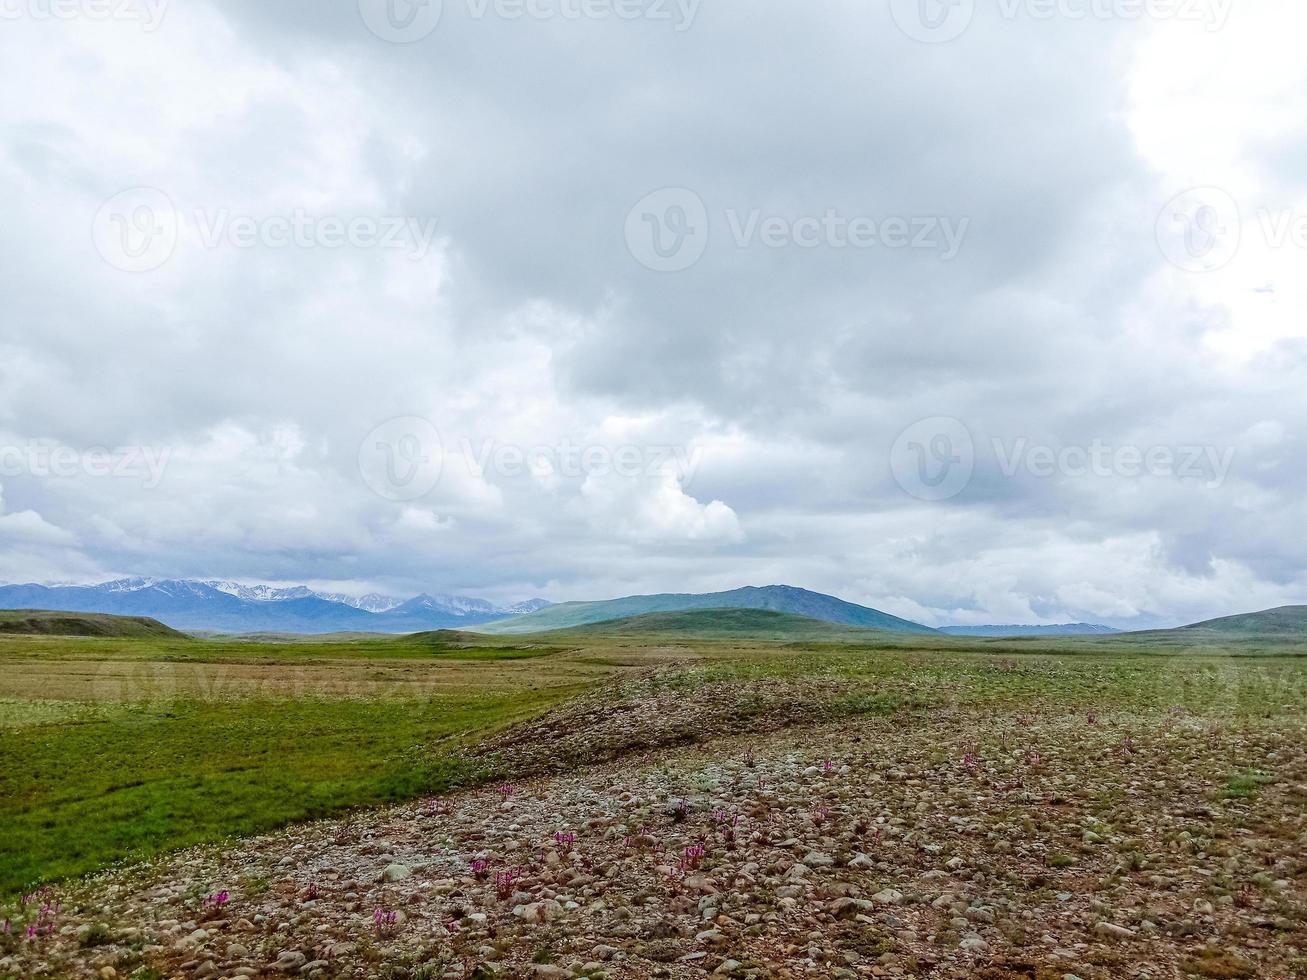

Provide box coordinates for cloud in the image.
[0,3,1303,624]
[577,467,744,545]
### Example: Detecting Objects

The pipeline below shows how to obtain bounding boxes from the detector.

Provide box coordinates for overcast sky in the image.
[1,0,1304,628]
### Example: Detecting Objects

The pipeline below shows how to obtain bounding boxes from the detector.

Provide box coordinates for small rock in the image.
[518,900,565,924]
[272,950,307,972]
[381,863,412,882]
[829,897,873,920]
[1094,922,1136,940]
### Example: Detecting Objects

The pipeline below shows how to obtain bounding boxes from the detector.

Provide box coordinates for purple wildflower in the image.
[494,868,521,900]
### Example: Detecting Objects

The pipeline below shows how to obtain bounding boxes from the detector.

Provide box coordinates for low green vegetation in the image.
[1223,770,1275,799]
[0,691,568,893]
[2,609,1305,895]
[558,607,882,640]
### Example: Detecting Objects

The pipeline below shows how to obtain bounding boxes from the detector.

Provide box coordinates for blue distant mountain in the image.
[0,579,550,635]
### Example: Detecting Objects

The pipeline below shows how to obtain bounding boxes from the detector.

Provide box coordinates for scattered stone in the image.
[381,863,412,882]
[4,681,1303,980]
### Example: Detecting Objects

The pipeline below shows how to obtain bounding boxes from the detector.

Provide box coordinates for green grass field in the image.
[2,612,1305,895]
[0,632,599,893]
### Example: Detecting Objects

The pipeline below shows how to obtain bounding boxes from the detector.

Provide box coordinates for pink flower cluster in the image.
[203,890,230,911]
[373,907,399,937]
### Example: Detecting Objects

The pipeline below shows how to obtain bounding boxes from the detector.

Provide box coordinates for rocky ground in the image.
[3,677,1306,980]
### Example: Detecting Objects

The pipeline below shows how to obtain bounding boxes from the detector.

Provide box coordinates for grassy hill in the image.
[0,610,190,639]
[553,607,891,641]
[1169,605,1307,637]
[474,584,935,635]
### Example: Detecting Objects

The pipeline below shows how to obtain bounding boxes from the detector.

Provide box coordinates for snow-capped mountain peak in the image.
[204,581,316,602]
[97,577,159,593]
[0,578,553,634]
[313,592,405,614]
[401,593,500,616]
[505,598,552,614]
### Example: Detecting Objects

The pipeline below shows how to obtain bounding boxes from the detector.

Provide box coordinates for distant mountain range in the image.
[0,578,550,634]
[4,577,1300,639]
[938,624,1120,637]
[474,584,937,635]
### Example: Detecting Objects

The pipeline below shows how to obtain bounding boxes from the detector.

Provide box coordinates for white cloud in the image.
[0,1,1303,625]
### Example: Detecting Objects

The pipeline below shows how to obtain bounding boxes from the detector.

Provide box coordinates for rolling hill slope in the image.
[0,610,190,639]
[1169,605,1307,637]
[473,585,935,635]
[550,607,900,641]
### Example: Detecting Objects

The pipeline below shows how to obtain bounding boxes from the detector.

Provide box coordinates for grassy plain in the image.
[2,611,1304,895]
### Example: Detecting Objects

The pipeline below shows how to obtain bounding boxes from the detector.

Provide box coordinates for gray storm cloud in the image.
[0,0,1304,627]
